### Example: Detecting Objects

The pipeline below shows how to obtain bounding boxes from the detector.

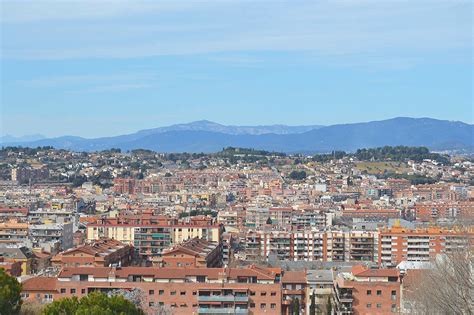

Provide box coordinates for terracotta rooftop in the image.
[22,277,58,292]
[351,265,399,278]
[282,271,307,284]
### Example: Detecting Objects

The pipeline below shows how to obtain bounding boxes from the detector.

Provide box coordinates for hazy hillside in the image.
[2,118,472,153]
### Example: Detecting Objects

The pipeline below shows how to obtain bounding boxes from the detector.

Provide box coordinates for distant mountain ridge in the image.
[1,118,472,153]
[135,120,324,136]
[0,134,46,143]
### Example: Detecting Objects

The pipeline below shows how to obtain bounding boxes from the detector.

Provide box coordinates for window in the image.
[250,303,255,308]
[377,290,382,296]
[159,290,164,295]
[192,291,197,296]
[81,289,86,294]
[271,292,276,296]
[367,290,372,295]
[180,291,186,296]
[159,302,164,306]
[261,292,267,296]
[367,303,371,308]
[149,290,154,295]
[60,289,66,294]
[170,291,176,296]
[271,303,276,309]
[71,289,76,294]
[149,302,155,307]
[260,304,266,309]
[392,304,397,312]
[391,290,397,300]
[197,276,206,283]
[377,303,382,308]
[250,291,255,296]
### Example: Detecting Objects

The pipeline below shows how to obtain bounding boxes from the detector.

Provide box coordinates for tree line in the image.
[312,146,450,165]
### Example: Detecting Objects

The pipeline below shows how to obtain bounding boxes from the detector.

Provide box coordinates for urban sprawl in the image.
[0,146,472,314]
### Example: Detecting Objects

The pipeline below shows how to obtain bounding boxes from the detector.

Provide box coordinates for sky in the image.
[1,0,472,138]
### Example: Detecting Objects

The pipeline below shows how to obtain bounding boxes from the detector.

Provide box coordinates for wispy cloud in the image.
[1,1,471,66]
[18,73,158,92]
[73,83,153,93]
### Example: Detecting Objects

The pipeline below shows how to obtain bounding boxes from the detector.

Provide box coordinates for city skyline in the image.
[1,1,473,137]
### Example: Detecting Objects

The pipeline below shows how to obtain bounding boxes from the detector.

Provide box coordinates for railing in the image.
[198,308,248,314]
[198,295,249,302]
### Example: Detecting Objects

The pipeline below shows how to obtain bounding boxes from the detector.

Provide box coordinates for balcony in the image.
[198,295,249,303]
[198,308,248,314]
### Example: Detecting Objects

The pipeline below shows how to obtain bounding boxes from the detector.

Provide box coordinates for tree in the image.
[42,292,145,315]
[0,268,22,315]
[404,247,473,315]
[289,170,306,180]
[293,298,300,315]
[309,292,316,315]
[325,295,332,315]
[20,301,44,315]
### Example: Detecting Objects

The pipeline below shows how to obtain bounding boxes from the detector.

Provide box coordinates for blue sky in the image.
[1,1,472,138]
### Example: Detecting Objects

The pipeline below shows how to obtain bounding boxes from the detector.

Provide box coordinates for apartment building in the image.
[245,207,270,229]
[414,200,473,222]
[341,209,400,221]
[0,220,28,246]
[333,266,401,315]
[29,222,74,250]
[22,266,283,315]
[0,207,29,220]
[378,225,474,267]
[245,230,379,263]
[86,218,221,261]
[291,210,333,230]
[217,210,239,229]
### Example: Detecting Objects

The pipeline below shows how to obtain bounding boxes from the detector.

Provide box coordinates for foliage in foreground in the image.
[0,268,22,315]
[41,291,145,315]
[405,247,474,315]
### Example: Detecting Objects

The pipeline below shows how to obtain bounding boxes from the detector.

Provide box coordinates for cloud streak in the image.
[1,1,471,64]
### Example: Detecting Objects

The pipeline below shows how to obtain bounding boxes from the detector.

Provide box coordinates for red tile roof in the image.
[22,277,57,292]
[351,265,399,278]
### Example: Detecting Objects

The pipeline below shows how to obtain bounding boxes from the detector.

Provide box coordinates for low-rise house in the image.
[0,256,22,276]
[0,246,36,275]
[159,237,222,268]
[51,238,133,268]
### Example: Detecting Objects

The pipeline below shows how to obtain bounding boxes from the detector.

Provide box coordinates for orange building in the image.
[414,200,473,222]
[22,266,283,315]
[333,266,401,315]
[378,225,474,267]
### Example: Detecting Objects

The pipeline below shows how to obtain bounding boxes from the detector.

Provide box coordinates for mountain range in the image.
[0,134,46,143]
[1,118,472,153]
